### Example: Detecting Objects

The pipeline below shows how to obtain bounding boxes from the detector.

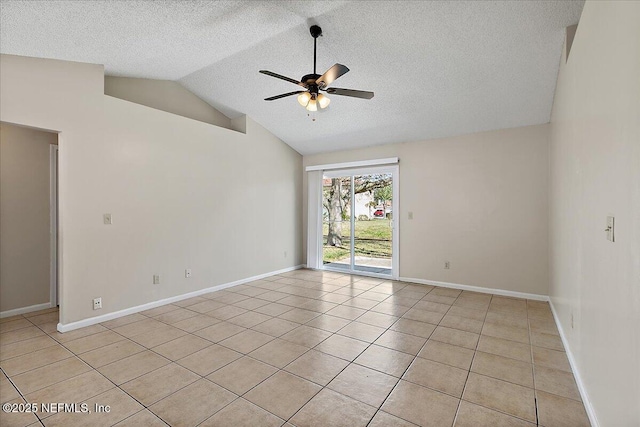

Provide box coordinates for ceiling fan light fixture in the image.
[317,93,330,109]
[297,92,311,107]
[306,98,318,112]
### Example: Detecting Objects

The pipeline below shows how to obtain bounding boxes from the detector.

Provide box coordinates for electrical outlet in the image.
[408,212,414,220]
[185,269,192,278]
[103,213,112,225]
[153,274,160,285]
[93,297,102,310]
[444,261,450,269]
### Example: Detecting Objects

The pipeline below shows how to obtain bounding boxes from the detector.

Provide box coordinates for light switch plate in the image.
[606,216,615,242]
[103,213,112,225]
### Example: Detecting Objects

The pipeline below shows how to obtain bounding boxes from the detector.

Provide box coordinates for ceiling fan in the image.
[259,25,374,112]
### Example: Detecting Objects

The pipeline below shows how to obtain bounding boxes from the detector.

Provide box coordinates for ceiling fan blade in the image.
[325,88,374,99]
[316,64,349,88]
[264,91,306,101]
[259,70,306,87]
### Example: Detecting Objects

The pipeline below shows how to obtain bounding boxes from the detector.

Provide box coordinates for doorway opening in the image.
[320,165,398,278]
[0,122,59,324]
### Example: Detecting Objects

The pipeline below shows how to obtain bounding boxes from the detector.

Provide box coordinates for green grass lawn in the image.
[322,219,392,262]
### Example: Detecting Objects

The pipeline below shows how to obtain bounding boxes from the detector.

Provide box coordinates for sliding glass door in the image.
[321,165,398,278]
[322,175,352,271]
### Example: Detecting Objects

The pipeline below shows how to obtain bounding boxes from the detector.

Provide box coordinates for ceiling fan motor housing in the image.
[310,25,322,38]
[301,73,321,93]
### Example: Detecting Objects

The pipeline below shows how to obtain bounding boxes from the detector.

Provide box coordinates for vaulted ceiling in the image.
[1,1,584,154]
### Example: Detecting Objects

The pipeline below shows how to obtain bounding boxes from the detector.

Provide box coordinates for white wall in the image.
[304,124,550,296]
[548,1,640,426]
[104,76,233,130]
[0,54,303,325]
[0,123,57,312]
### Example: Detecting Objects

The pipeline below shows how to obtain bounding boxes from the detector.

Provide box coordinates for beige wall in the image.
[104,76,233,130]
[0,124,57,313]
[548,1,640,426]
[0,54,303,324]
[304,124,550,296]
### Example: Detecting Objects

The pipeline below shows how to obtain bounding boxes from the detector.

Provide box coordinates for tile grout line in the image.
[1,272,577,427]
[283,280,421,426]
[449,291,485,426]
[363,284,454,427]
[28,313,214,426]
[3,274,371,426]
[528,302,541,427]
[252,275,411,424]
[337,284,467,424]
[6,279,443,425]
[103,274,375,425]
[451,292,493,427]
[3,275,343,425]
[75,328,231,426]
[0,365,46,425]
[193,274,395,425]
[30,316,172,425]
[276,279,401,424]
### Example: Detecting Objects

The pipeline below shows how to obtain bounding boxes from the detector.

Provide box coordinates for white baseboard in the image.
[399,277,549,301]
[0,302,52,318]
[57,264,304,333]
[548,300,599,427]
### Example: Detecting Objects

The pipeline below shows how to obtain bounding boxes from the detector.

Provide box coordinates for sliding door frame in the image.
[319,164,399,280]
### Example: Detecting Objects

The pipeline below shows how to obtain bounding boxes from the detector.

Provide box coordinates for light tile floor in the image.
[0,270,591,427]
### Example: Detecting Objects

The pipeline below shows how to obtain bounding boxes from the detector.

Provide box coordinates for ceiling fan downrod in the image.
[310,25,322,75]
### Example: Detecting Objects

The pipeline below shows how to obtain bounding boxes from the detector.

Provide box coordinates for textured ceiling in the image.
[1,1,584,155]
